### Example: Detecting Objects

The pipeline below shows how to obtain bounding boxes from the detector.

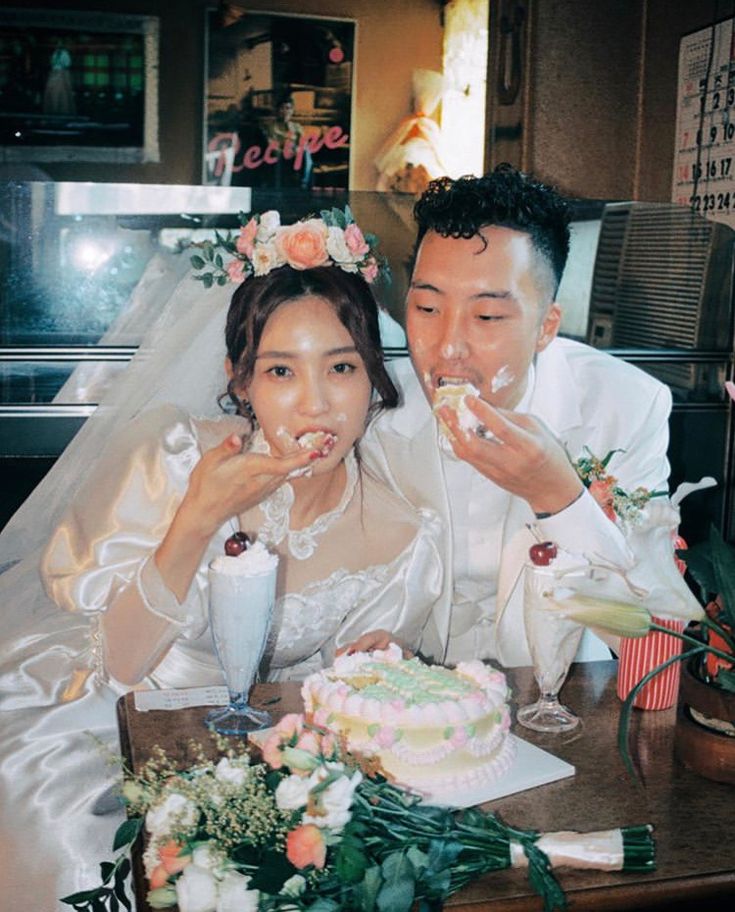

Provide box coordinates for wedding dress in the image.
[0,271,441,909]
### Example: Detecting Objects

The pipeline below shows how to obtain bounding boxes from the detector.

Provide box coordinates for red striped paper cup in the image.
[616,616,686,710]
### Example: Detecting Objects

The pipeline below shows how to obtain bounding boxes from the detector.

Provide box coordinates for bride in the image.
[0,209,442,908]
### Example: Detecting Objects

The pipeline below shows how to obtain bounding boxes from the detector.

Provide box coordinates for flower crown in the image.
[190,206,390,288]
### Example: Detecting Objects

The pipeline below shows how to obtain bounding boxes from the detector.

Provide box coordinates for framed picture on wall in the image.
[204,7,354,189]
[0,8,159,165]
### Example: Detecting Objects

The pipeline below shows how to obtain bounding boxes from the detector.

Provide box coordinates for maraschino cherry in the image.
[528,541,557,566]
[224,531,250,556]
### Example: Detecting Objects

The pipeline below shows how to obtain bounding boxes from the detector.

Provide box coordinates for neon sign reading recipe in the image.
[207,127,349,177]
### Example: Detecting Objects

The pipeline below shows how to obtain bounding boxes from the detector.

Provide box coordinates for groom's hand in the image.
[437,397,584,516]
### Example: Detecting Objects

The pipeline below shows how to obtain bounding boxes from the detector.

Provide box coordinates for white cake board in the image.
[419,734,575,808]
[248,729,574,810]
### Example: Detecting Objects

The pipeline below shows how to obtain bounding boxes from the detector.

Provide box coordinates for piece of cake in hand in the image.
[296,430,337,457]
[302,644,515,803]
[432,382,483,438]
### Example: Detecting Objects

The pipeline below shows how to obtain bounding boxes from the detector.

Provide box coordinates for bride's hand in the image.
[181,433,318,536]
[337,629,414,659]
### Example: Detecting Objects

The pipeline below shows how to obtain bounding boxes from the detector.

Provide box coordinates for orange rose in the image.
[149,840,190,888]
[589,479,616,522]
[275,220,329,270]
[286,824,327,870]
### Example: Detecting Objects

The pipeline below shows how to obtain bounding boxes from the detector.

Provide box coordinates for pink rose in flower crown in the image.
[236,217,258,258]
[286,824,327,870]
[275,220,329,270]
[227,258,246,283]
[344,222,370,257]
[360,257,379,283]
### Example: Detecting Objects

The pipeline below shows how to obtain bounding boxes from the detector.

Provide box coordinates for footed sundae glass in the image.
[205,540,278,736]
[517,542,584,733]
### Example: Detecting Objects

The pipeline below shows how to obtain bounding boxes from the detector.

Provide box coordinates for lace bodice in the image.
[41,406,443,688]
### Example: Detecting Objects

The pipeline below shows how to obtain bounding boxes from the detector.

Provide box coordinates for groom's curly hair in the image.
[413,163,571,294]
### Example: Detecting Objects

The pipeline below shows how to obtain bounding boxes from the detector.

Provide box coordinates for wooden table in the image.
[117,661,735,911]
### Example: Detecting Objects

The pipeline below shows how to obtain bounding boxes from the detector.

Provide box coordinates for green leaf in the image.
[320,208,336,226]
[335,833,368,883]
[100,862,115,884]
[214,253,223,268]
[332,207,347,229]
[109,894,120,912]
[305,900,340,912]
[405,845,428,876]
[344,203,354,224]
[249,848,296,893]
[216,274,228,286]
[203,244,214,262]
[709,526,735,630]
[426,838,462,872]
[113,816,142,851]
[60,888,103,905]
[356,865,382,912]
[189,254,205,270]
[377,852,415,912]
[714,667,735,692]
[201,272,213,289]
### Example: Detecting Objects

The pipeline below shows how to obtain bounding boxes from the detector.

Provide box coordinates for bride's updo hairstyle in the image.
[223,264,399,421]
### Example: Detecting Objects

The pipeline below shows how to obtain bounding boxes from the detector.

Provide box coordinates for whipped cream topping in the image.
[210,539,278,576]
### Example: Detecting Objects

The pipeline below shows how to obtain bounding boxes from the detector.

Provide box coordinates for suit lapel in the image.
[495,341,587,627]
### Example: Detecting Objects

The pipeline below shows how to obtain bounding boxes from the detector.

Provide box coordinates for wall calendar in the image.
[672,18,735,228]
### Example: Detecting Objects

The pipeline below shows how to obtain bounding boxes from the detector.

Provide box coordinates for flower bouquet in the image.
[62,715,656,912]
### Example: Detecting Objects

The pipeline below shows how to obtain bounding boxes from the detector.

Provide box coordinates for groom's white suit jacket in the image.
[362,337,672,667]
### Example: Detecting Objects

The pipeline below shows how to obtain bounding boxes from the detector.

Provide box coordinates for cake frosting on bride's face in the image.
[244,295,371,476]
[302,644,515,802]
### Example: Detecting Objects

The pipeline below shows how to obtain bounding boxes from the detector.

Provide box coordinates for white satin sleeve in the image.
[41,405,209,639]
[329,508,444,660]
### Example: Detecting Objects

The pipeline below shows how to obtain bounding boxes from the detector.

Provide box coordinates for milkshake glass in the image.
[206,540,278,735]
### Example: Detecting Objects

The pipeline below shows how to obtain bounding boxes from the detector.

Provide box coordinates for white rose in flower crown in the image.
[326,226,360,271]
[303,769,362,832]
[175,864,218,912]
[275,773,312,811]
[256,210,281,242]
[252,240,283,276]
[214,756,249,787]
[145,792,198,838]
[216,870,260,912]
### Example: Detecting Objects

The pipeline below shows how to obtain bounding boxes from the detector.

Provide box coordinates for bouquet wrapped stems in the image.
[62,717,656,912]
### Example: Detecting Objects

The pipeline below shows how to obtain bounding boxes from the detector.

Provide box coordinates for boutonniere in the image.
[573,447,666,525]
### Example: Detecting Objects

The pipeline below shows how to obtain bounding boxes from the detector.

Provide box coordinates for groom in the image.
[363,165,672,667]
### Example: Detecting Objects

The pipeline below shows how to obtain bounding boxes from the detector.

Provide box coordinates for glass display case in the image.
[1,181,733,543]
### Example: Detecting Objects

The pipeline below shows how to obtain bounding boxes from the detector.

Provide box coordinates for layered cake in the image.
[302,644,515,801]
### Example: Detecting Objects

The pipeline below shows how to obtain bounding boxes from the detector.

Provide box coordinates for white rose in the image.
[214,757,249,787]
[146,792,198,838]
[326,226,359,269]
[175,864,218,912]
[191,842,225,874]
[275,773,311,811]
[252,240,283,276]
[257,210,281,241]
[303,770,362,832]
[280,874,306,897]
[216,870,260,912]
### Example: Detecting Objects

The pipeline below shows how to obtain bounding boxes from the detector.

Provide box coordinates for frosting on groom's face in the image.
[406,226,561,412]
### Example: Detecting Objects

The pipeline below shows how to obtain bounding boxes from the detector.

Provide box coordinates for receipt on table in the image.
[134,686,229,712]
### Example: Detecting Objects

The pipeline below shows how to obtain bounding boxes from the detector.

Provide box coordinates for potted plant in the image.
[670,526,735,784]
[552,526,735,783]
